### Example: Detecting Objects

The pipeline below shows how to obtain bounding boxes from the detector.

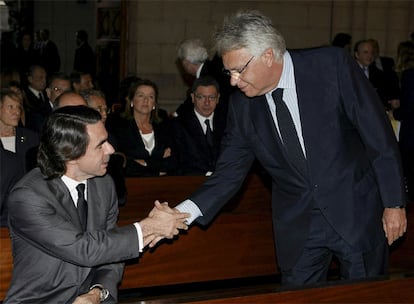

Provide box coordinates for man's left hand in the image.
[382,207,407,245]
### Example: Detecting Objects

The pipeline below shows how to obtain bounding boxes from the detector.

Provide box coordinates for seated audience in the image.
[113,79,176,177]
[172,76,226,175]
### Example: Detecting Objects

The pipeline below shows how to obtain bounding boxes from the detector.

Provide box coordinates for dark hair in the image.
[332,33,352,48]
[70,71,90,84]
[0,88,21,105]
[76,30,88,42]
[353,39,369,53]
[27,65,45,77]
[37,105,101,179]
[191,75,220,93]
[47,72,71,88]
[124,79,161,123]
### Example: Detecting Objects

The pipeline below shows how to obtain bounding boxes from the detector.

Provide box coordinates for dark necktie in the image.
[76,183,88,231]
[272,88,307,174]
[205,119,214,148]
[38,92,44,102]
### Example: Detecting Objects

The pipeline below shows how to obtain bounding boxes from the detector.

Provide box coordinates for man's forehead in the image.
[195,85,218,92]
[86,121,107,140]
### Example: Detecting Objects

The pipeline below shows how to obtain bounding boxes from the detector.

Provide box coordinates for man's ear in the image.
[191,93,196,104]
[262,48,275,67]
[46,88,52,99]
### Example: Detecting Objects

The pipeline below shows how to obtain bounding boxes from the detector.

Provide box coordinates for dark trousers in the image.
[281,209,388,286]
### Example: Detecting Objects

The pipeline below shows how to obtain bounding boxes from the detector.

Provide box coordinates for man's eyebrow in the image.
[96,138,108,148]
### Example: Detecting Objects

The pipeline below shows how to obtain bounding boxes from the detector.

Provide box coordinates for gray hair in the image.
[177,38,209,64]
[213,10,286,62]
[80,89,106,106]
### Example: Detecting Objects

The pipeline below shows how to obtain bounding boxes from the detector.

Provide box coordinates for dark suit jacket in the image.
[24,88,48,112]
[0,147,24,226]
[188,47,405,270]
[0,128,38,226]
[369,63,400,105]
[172,107,226,175]
[25,98,53,133]
[114,118,177,176]
[11,127,39,171]
[4,168,139,303]
[74,42,96,76]
[40,40,61,74]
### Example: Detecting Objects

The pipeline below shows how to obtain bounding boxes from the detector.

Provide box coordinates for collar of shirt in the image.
[194,109,214,134]
[265,51,295,98]
[61,175,88,207]
[28,87,43,98]
[196,62,204,78]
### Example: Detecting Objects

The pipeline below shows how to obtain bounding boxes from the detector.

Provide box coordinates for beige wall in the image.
[126,0,414,114]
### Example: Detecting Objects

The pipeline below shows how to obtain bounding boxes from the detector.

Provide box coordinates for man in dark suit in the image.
[175,10,407,287]
[354,40,400,107]
[4,106,189,303]
[74,30,96,77]
[26,72,72,132]
[172,76,226,176]
[39,29,61,75]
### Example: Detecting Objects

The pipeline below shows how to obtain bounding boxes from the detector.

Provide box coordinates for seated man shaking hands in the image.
[4,105,189,304]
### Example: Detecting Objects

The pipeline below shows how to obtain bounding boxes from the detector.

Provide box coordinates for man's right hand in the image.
[140,200,189,248]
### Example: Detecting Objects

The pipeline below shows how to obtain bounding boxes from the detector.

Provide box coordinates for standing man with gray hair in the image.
[175,10,407,287]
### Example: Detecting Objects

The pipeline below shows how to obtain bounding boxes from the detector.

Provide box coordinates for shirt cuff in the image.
[175,199,203,225]
[133,222,144,252]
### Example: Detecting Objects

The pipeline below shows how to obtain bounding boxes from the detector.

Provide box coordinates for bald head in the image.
[53,91,87,109]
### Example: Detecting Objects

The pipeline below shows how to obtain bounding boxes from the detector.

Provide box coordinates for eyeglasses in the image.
[94,106,111,114]
[51,87,64,92]
[194,94,218,102]
[222,56,254,77]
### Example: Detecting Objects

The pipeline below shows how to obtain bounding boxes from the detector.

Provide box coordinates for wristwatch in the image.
[90,284,110,302]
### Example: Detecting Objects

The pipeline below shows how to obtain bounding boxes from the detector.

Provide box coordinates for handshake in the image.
[139,200,190,249]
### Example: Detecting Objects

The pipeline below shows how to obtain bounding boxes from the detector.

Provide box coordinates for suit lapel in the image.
[250,95,285,158]
[50,178,83,229]
[290,51,324,169]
